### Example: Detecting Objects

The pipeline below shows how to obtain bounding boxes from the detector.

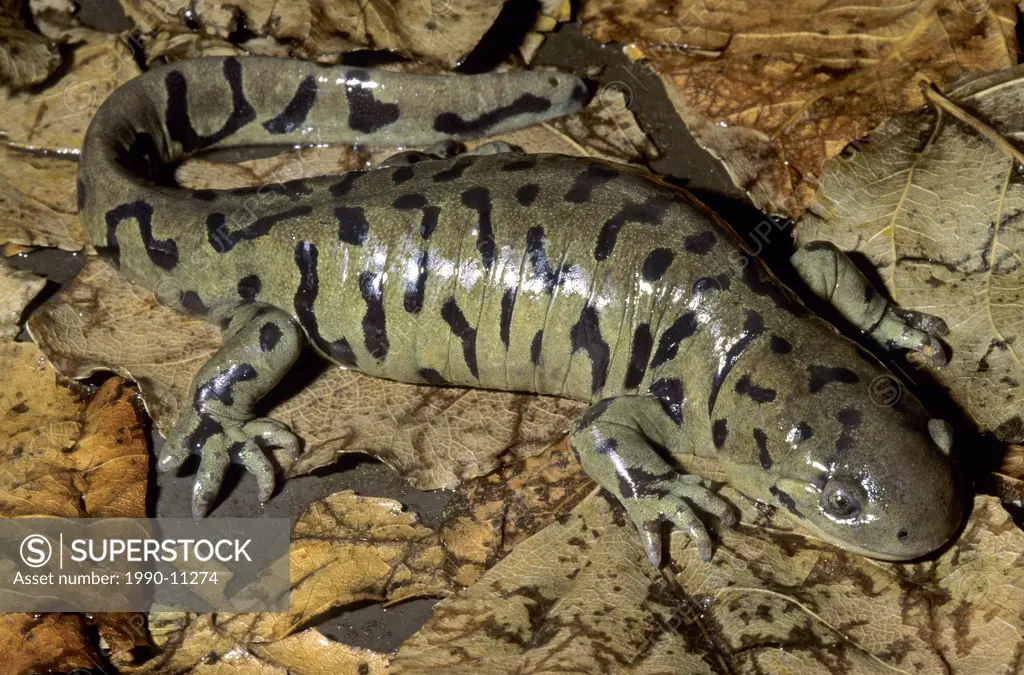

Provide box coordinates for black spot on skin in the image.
[708,309,765,414]
[419,207,441,240]
[683,230,716,254]
[461,187,494,269]
[418,368,448,385]
[76,178,87,210]
[192,189,217,201]
[194,363,257,410]
[184,415,224,454]
[207,206,312,253]
[237,275,261,302]
[576,397,614,431]
[180,291,210,316]
[734,374,777,403]
[564,164,619,203]
[104,201,178,270]
[228,181,313,200]
[336,206,370,245]
[115,131,170,184]
[642,248,673,281]
[754,428,772,469]
[432,157,474,182]
[10,402,29,414]
[433,93,552,136]
[391,165,414,184]
[808,365,859,393]
[346,69,400,133]
[864,284,877,303]
[595,198,668,261]
[441,297,479,378]
[165,57,256,154]
[793,421,814,441]
[650,311,698,370]
[404,249,428,314]
[595,437,618,457]
[263,75,317,134]
[515,183,540,207]
[571,82,592,104]
[501,158,537,172]
[329,170,366,197]
[836,407,861,453]
[623,323,653,390]
[531,329,543,366]
[393,193,427,210]
[743,262,808,317]
[259,322,282,352]
[570,304,610,395]
[293,241,358,367]
[770,336,793,354]
[769,486,801,516]
[526,225,571,293]
[649,378,684,425]
[712,419,728,449]
[500,288,516,349]
[359,271,389,361]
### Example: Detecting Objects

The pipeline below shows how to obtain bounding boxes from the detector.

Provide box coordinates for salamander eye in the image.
[821,482,862,519]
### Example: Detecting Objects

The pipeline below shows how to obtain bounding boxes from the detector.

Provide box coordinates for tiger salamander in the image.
[78,56,962,566]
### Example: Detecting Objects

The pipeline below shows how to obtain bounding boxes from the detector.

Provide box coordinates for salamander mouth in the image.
[792,516,919,561]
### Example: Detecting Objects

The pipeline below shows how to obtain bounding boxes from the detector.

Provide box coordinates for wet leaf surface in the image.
[0,261,45,338]
[119,0,507,68]
[0,30,140,153]
[0,612,103,674]
[396,482,1024,674]
[124,615,389,674]
[796,66,1024,440]
[579,0,1018,218]
[0,0,61,89]
[0,145,85,251]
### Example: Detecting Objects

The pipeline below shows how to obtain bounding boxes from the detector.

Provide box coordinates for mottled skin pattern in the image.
[78,56,963,566]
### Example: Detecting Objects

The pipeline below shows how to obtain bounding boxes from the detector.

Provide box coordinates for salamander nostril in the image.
[896,529,909,541]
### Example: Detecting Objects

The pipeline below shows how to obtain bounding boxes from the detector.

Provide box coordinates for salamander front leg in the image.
[158,304,304,517]
[791,241,949,365]
[570,397,736,566]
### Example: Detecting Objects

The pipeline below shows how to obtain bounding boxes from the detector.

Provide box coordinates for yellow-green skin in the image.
[78,56,962,566]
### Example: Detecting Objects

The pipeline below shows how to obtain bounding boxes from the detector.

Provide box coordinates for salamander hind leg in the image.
[570,397,737,567]
[791,241,949,365]
[158,304,304,517]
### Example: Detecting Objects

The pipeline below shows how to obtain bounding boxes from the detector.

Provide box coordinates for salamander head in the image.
[715,341,963,561]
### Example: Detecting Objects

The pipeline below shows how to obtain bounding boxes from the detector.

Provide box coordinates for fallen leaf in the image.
[0,613,102,674]
[393,491,718,674]
[796,65,1024,440]
[0,341,148,517]
[125,614,388,674]
[579,0,1018,218]
[0,261,45,338]
[120,0,508,68]
[0,0,61,89]
[0,30,140,153]
[241,490,447,640]
[396,473,1024,674]
[441,438,594,587]
[0,145,85,250]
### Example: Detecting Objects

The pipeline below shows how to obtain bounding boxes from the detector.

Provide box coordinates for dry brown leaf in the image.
[396,477,1024,674]
[125,614,388,674]
[0,261,45,338]
[393,491,717,674]
[0,612,102,674]
[27,256,222,435]
[0,30,140,153]
[140,28,293,64]
[580,0,1018,218]
[0,341,148,517]
[120,0,507,68]
[0,0,61,89]
[0,145,85,250]
[441,438,594,587]
[241,490,447,640]
[796,65,1024,440]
